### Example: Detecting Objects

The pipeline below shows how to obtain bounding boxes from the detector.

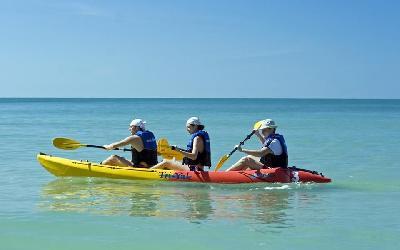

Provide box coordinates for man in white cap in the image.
[101,118,158,168]
[226,119,288,171]
[152,116,211,171]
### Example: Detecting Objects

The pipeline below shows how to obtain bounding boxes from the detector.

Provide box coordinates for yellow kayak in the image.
[37,153,331,183]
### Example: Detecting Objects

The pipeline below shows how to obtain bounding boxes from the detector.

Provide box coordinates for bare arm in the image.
[255,130,265,144]
[104,135,143,151]
[177,136,203,160]
[241,146,272,157]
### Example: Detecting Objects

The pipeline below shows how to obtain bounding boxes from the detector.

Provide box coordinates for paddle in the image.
[53,137,132,151]
[157,138,184,161]
[214,120,263,172]
[53,137,185,161]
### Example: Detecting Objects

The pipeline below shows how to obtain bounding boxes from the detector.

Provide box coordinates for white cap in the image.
[130,119,146,130]
[259,119,277,129]
[186,117,202,126]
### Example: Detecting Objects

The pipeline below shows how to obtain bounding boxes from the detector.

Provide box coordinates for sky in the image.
[0,0,399,98]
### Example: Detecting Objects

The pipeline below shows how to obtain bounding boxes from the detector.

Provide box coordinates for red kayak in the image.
[37,154,331,183]
[159,167,330,183]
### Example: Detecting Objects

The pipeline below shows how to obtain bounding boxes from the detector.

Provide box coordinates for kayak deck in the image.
[37,153,331,184]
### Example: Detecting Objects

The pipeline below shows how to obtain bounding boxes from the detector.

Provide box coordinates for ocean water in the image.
[0,98,399,250]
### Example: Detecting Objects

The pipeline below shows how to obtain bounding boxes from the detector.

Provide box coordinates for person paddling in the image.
[102,119,158,168]
[226,119,288,171]
[152,117,211,171]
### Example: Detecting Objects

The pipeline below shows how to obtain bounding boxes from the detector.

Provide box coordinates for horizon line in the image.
[0,97,399,100]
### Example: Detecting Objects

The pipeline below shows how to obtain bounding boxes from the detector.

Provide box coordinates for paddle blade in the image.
[253,120,263,130]
[53,137,82,150]
[214,155,229,172]
[157,138,184,161]
[157,138,170,152]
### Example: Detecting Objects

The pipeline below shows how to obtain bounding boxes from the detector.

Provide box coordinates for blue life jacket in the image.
[131,130,158,166]
[260,133,288,168]
[182,130,211,168]
[136,130,157,150]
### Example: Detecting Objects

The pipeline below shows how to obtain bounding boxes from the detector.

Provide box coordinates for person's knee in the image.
[105,155,114,160]
[240,156,252,164]
[110,155,124,162]
[161,159,174,165]
[239,156,246,163]
[104,155,119,163]
[161,159,174,168]
[102,158,112,165]
[246,156,257,164]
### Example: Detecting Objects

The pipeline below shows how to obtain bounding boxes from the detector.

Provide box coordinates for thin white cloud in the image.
[72,2,113,18]
[48,1,115,18]
[232,49,302,59]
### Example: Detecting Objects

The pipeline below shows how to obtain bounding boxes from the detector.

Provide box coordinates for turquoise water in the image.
[0,98,399,249]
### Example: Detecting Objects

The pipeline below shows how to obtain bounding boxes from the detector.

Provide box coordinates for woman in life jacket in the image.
[102,119,158,168]
[151,117,211,171]
[226,119,288,171]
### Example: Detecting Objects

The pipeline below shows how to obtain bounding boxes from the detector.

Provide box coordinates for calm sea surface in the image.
[0,98,399,249]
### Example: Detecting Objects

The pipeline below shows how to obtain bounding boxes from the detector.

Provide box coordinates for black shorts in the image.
[188,165,204,171]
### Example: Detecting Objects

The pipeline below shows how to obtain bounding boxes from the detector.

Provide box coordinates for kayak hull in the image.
[37,153,331,184]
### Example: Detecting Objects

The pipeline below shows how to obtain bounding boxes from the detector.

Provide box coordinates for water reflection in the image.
[39,178,320,225]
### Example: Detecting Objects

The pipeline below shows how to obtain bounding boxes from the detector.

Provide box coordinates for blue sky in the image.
[0,0,399,98]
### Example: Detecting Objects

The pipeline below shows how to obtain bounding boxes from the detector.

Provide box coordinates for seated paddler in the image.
[102,118,158,168]
[226,119,288,171]
[151,117,211,171]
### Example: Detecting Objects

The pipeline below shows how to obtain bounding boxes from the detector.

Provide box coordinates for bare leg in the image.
[102,155,133,167]
[150,160,170,169]
[151,159,190,171]
[225,156,264,171]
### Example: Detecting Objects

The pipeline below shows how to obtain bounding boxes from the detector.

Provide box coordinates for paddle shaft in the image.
[85,144,132,152]
[170,145,187,152]
[226,130,257,157]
